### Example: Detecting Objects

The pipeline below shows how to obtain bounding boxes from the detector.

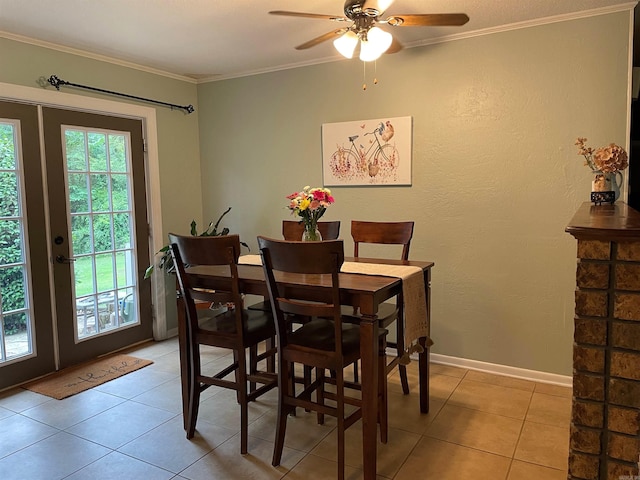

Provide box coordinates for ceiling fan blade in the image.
[385,13,469,27]
[269,11,348,22]
[386,36,403,54]
[295,29,348,50]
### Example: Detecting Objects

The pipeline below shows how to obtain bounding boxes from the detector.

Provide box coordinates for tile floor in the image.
[0,338,571,479]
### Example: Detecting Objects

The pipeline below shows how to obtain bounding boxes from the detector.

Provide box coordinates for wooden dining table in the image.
[176,256,434,479]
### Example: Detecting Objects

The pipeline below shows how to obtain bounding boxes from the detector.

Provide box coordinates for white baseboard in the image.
[164,333,573,388]
[427,352,573,387]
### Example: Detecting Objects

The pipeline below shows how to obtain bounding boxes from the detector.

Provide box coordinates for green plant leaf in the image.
[144,207,247,278]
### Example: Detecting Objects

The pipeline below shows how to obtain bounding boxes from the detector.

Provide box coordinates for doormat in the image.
[22,354,153,400]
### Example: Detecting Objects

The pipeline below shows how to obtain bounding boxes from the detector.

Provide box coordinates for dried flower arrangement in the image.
[575,137,628,173]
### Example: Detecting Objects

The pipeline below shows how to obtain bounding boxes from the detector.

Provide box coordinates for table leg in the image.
[419,336,430,413]
[177,296,190,431]
[359,315,378,480]
[419,269,431,413]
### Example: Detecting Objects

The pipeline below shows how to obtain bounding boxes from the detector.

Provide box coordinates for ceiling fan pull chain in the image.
[362,62,367,91]
[374,60,378,85]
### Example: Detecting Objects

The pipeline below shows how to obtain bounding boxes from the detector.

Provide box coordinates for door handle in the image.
[55,255,76,264]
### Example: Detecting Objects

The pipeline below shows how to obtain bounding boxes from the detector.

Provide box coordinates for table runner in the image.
[239,255,433,360]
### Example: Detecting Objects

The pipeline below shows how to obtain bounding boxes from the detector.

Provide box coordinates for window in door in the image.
[0,119,34,363]
[63,128,139,340]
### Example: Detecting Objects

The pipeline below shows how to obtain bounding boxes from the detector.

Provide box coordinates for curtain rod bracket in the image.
[47,75,195,114]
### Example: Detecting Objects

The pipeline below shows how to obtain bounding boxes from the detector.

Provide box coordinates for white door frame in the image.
[0,82,167,341]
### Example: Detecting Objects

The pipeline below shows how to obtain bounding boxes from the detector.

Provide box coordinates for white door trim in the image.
[0,82,167,340]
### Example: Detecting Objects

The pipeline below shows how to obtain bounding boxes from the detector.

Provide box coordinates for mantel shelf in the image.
[565,202,640,241]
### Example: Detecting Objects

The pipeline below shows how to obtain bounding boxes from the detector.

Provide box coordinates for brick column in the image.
[567,204,640,480]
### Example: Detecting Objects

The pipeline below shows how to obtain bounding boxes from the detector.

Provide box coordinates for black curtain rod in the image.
[47,75,195,114]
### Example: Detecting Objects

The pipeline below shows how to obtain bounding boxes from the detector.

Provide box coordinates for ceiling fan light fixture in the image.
[375,0,395,12]
[333,30,359,58]
[359,26,392,61]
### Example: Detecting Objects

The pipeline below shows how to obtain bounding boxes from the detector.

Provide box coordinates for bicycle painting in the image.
[322,116,412,186]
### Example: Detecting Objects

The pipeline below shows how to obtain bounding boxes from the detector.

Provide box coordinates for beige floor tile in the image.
[387,390,444,434]
[281,453,386,480]
[430,363,468,378]
[122,338,179,360]
[249,410,336,452]
[394,372,461,401]
[310,423,421,478]
[425,404,522,457]
[514,421,569,470]
[534,382,573,398]
[507,460,567,480]
[526,392,572,427]
[464,370,535,392]
[1,337,579,480]
[180,433,305,480]
[395,436,511,480]
[448,379,533,419]
[143,349,182,375]
[195,387,274,432]
[387,361,463,400]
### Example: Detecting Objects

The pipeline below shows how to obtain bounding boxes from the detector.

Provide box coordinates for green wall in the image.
[0,36,203,331]
[0,9,632,375]
[196,12,631,376]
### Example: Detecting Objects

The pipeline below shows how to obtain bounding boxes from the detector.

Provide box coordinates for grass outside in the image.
[74,254,127,297]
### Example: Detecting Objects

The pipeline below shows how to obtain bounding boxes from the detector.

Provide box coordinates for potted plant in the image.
[144,207,248,279]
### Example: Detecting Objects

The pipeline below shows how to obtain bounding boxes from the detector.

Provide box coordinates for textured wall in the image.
[0,36,203,331]
[196,12,632,375]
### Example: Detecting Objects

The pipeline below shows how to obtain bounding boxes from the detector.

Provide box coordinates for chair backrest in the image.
[169,233,244,337]
[282,220,341,241]
[350,220,414,260]
[258,236,345,353]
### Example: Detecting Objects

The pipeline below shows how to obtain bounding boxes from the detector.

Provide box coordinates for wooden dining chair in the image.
[282,220,341,241]
[345,220,415,395]
[258,236,388,480]
[249,220,341,313]
[169,233,277,453]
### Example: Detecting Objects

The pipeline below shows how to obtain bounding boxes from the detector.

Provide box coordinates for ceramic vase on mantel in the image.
[302,222,322,241]
[591,170,622,205]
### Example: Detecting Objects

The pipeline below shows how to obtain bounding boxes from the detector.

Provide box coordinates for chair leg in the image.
[272,360,290,467]
[249,345,257,394]
[304,365,312,412]
[353,360,359,382]
[237,348,249,454]
[378,338,388,444]
[186,348,201,439]
[336,367,345,480]
[317,367,325,425]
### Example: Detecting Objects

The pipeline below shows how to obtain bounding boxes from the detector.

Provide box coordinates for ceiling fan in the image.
[270,0,469,62]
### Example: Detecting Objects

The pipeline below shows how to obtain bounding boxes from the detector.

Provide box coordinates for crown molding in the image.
[0,30,197,84]
[2,2,636,85]
[405,1,637,50]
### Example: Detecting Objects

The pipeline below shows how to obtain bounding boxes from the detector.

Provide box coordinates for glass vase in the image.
[302,223,322,241]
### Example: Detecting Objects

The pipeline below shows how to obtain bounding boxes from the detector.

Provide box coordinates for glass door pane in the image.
[63,128,139,340]
[0,101,55,390]
[0,120,33,361]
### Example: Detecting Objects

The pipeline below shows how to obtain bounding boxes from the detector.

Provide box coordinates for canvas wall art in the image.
[322,116,412,186]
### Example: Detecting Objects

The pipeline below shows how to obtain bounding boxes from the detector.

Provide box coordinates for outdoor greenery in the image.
[1,123,26,334]
[74,255,127,297]
[0,125,132,335]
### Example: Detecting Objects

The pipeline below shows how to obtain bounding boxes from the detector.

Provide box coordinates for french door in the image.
[43,108,152,368]
[0,103,153,388]
[0,102,56,386]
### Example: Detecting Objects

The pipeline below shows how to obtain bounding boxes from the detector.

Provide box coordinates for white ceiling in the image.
[0,0,636,82]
